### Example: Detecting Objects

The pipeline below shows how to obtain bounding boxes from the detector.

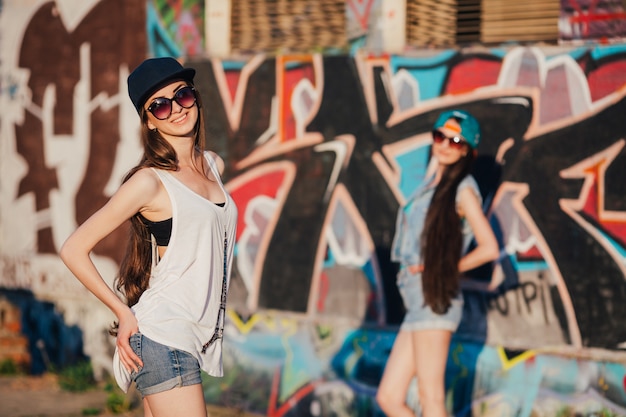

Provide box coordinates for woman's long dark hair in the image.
[420,149,475,314]
[114,84,206,309]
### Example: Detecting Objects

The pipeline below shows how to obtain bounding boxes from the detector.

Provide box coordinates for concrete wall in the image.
[1,1,626,416]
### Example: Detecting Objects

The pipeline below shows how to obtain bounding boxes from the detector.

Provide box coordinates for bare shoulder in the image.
[457,185,482,218]
[119,167,161,199]
[90,167,163,224]
[205,150,225,175]
[458,184,480,203]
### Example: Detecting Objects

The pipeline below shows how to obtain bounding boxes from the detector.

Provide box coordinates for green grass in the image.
[57,361,97,392]
[0,358,25,375]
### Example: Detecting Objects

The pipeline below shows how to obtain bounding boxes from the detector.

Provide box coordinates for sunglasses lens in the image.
[449,137,465,149]
[175,87,196,108]
[148,99,172,120]
[431,130,466,149]
[432,130,445,143]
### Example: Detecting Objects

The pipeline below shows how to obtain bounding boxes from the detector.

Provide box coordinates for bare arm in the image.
[457,186,499,273]
[60,168,161,371]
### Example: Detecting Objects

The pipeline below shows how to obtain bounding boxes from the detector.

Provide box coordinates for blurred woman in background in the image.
[376,110,498,417]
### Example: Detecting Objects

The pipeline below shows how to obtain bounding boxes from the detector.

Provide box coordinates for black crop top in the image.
[139,216,172,246]
[139,202,225,246]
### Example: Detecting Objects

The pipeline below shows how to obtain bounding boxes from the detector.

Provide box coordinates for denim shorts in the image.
[129,333,202,397]
[397,268,463,332]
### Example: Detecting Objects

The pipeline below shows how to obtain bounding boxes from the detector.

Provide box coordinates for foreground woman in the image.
[61,57,237,417]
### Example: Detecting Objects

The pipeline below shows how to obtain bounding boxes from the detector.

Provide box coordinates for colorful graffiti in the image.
[1,1,626,416]
[560,0,626,42]
[147,0,205,57]
[196,47,626,415]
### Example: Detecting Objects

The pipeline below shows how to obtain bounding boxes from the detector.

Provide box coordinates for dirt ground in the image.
[0,374,258,417]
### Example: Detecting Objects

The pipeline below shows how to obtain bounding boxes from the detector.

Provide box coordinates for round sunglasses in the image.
[146,86,197,120]
[432,130,467,149]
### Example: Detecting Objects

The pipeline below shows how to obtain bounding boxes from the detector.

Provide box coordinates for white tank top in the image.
[114,151,237,392]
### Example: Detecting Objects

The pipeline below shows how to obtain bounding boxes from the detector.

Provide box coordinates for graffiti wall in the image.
[560,0,626,42]
[1,1,626,416]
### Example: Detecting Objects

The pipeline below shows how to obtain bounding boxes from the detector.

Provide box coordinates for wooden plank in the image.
[419,0,458,5]
[482,2,559,12]
[482,0,558,5]
[415,5,457,16]
[482,33,558,42]
[481,25,559,36]
[483,0,557,4]
[457,11,481,19]
[483,9,559,18]
[483,17,557,28]
[482,10,558,19]
[457,27,481,34]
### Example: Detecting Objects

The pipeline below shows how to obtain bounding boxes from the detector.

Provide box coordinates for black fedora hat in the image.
[128,57,196,113]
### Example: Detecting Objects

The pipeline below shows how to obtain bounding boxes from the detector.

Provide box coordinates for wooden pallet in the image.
[230,0,346,53]
[480,0,559,43]
[407,0,481,47]
[406,0,559,47]
[230,0,562,52]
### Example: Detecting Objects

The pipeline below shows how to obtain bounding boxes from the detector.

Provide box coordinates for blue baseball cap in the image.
[433,110,481,149]
[127,57,196,113]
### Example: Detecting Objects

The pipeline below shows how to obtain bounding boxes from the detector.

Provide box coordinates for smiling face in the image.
[144,80,199,140]
[431,118,470,166]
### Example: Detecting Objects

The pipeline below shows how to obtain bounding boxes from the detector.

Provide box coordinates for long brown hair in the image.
[420,149,475,314]
[115,83,206,308]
